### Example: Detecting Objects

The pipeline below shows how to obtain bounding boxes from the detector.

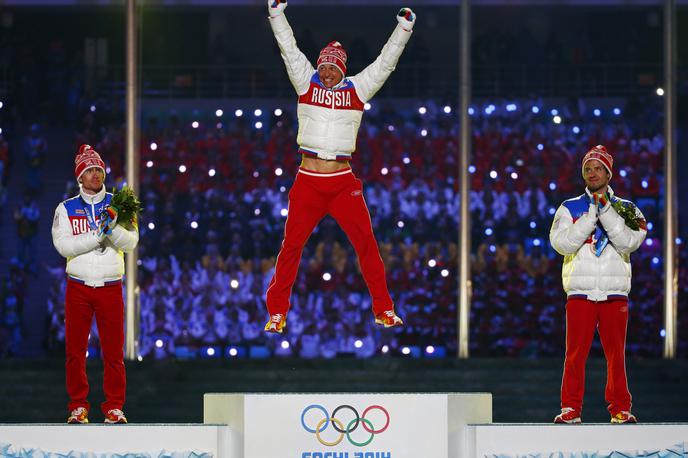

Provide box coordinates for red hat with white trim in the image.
[317,41,347,78]
[582,144,613,179]
[74,144,106,182]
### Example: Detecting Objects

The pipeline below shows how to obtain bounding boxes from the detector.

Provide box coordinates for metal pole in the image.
[458,0,471,359]
[662,0,677,359]
[125,0,140,361]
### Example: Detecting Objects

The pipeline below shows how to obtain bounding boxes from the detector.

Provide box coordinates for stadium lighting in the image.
[647,222,654,231]
[511,172,518,180]
[440,269,449,277]
[642,180,649,189]
[255,122,263,129]
[280,186,286,192]
[280,208,288,217]
[516,159,524,166]
[397,221,405,228]
[229,348,238,357]
[443,105,451,114]
[489,170,498,179]
[90,105,96,112]
[468,165,476,174]
[0,128,2,135]
[106,167,112,174]
[254,109,262,117]
[191,121,199,129]
[178,165,187,173]
[420,129,428,137]
[146,161,154,168]
[533,239,541,247]
[613,108,621,115]
[155,339,163,348]
[207,348,215,356]
[489,245,496,253]
[190,221,198,229]
[660,329,666,337]
[381,345,389,353]
[468,107,475,115]
[274,108,283,116]
[418,106,427,115]
[401,347,411,355]
[485,228,493,236]
[529,221,536,229]
[652,257,660,265]
[254,208,261,216]
[281,341,290,349]
[387,125,395,132]
[381,167,389,175]
[548,207,556,215]
[0,101,3,109]
[620,169,628,177]
[208,168,216,177]
[215,109,223,117]
[506,103,517,112]
[403,157,411,165]
[677,238,683,245]
[253,171,259,178]
[553,115,562,124]
[235,109,243,117]
[275,167,283,176]
[531,106,540,114]
[549,182,557,190]
[364,103,372,111]
[150,142,158,151]
[137,356,143,361]
[426,346,435,354]
[572,126,580,134]
[148,223,155,230]
[656,87,664,96]
[593,109,601,117]
[230,279,239,289]
[537,144,544,151]
[550,108,558,116]
[322,273,332,281]
[646,239,653,246]
[354,340,363,349]
[428,259,437,268]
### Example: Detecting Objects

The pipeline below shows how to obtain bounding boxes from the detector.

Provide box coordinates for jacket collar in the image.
[80,184,106,205]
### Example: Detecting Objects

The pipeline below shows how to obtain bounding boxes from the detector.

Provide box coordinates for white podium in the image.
[204,392,492,458]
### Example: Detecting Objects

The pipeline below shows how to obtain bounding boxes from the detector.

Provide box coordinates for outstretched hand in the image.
[397,7,416,31]
[268,0,287,17]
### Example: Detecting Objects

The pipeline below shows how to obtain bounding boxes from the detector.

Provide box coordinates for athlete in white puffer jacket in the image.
[550,145,646,425]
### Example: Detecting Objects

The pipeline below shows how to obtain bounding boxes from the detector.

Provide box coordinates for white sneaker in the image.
[67,407,89,424]
[104,408,128,424]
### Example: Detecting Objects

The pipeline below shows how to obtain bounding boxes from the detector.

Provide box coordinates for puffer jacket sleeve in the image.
[107,223,139,253]
[269,13,314,96]
[350,24,413,103]
[598,202,647,255]
[549,203,598,256]
[51,203,102,258]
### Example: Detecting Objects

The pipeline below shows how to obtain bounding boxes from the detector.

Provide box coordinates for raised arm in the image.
[350,8,416,103]
[267,0,314,96]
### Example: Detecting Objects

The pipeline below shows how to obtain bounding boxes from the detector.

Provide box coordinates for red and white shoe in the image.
[67,407,89,424]
[104,409,128,424]
[554,407,581,424]
[374,310,404,328]
[611,411,637,424]
[264,313,287,334]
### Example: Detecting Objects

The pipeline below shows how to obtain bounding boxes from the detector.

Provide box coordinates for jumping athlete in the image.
[264,0,416,333]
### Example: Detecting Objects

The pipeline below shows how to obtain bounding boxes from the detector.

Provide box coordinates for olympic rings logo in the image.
[300,404,390,447]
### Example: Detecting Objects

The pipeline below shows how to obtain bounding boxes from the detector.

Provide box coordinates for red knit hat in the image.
[317,41,347,78]
[582,144,613,179]
[74,144,106,181]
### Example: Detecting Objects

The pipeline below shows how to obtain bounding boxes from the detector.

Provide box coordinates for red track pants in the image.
[65,279,126,414]
[266,167,393,316]
[560,296,632,416]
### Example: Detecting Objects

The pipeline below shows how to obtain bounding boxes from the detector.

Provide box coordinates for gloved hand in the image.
[268,0,287,17]
[397,7,416,31]
[593,192,610,212]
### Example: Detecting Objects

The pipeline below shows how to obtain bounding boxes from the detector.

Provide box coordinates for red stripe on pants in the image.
[65,279,126,414]
[560,297,632,415]
[266,169,393,316]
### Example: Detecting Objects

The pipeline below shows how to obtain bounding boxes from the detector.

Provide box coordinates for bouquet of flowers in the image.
[610,198,645,231]
[107,186,143,230]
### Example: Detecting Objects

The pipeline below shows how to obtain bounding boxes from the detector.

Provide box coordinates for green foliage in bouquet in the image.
[610,198,645,231]
[110,186,143,230]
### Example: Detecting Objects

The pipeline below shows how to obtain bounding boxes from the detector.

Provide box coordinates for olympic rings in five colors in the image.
[301,404,390,447]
